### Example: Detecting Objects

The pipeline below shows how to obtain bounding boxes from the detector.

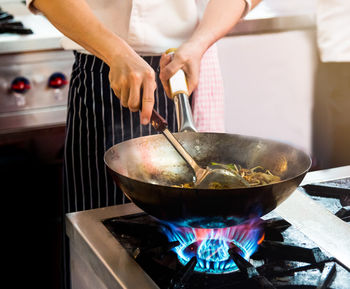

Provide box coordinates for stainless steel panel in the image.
[0,50,73,113]
[0,50,73,133]
[66,204,160,289]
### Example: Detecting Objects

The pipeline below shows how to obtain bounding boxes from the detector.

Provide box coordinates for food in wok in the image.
[176,163,281,189]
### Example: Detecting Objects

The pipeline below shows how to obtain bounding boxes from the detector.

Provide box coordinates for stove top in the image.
[0,1,64,54]
[65,166,350,289]
[0,5,33,35]
[103,182,350,289]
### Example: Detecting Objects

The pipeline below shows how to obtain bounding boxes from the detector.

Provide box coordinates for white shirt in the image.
[26,0,205,55]
[27,0,251,55]
[317,0,350,62]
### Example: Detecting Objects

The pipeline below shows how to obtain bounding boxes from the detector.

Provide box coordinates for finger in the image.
[120,86,129,108]
[183,66,198,95]
[140,80,156,125]
[159,53,172,70]
[112,88,121,99]
[159,54,173,98]
[160,77,171,98]
[128,75,142,112]
[159,59,182,82]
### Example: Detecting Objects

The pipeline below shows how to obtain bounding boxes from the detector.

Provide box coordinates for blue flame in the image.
[161,220,263,274]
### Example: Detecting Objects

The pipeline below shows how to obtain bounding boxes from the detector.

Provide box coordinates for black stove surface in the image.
[0,6,33,35]
[103,179,350,289]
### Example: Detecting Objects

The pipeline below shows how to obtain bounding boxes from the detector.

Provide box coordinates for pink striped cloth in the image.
[192,43,225,132]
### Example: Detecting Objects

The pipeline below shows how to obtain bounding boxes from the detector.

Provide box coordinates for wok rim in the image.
[104,132,312,191]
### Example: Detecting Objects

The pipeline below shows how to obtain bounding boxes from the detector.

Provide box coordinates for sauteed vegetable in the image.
[177,163,281,189]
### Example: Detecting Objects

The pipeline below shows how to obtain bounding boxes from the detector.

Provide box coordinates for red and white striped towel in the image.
[192,43,225,133]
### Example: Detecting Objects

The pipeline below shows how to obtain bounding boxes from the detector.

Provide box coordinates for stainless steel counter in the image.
[229,14,315,36]
[229,1,315,35]
[66,204,158,289]
[0,106,67,135]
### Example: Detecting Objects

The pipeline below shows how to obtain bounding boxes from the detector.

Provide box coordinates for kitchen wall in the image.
[217,0,350,169]
[216,0,317,155]
[217,29,317,156]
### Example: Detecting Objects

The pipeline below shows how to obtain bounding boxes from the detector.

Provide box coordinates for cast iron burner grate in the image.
[103,178,350,289]
[0,6,33,35]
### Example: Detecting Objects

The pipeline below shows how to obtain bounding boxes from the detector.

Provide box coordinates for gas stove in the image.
[66,166,350,289]
[0,1,72,134]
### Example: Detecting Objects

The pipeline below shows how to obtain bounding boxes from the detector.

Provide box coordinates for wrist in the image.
[185,34,213,58]
[101,36,136,67]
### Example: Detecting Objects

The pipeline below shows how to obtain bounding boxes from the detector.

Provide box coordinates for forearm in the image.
[187,0,261,56]
[32,0,137,66]
[251,0,261,9]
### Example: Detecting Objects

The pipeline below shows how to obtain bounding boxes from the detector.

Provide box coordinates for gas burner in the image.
[161,220,264,274]
[103,198,350,289]
[0,7,33,35]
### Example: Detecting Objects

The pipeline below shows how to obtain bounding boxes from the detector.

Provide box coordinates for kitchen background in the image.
[0,0,349,289]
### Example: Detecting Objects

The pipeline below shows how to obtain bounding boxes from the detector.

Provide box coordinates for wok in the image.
[104,95,311,228]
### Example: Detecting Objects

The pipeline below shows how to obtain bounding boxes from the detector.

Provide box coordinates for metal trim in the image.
[66,204,160,289]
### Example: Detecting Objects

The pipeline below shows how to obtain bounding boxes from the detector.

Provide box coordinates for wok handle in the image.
[174,93,197,133]
[166,49,198,133]
[150,109,168,132]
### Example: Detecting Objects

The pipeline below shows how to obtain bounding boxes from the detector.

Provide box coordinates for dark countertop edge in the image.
[228,13,315,36]
[0,121,66,137]
[0,106,67,136]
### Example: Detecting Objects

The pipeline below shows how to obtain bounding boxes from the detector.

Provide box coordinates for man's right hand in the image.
[108,50,156,125]
[32,0,156,125]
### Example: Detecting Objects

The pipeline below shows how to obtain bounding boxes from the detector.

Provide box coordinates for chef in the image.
[314,0,350,168]
[26,0,260,213]
[25,1,262,288]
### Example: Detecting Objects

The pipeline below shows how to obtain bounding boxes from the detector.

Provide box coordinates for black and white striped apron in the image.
[63,51,178,213]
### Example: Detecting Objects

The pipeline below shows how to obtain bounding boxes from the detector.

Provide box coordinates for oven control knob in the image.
[11,76,31,93]
[48,72,68,89]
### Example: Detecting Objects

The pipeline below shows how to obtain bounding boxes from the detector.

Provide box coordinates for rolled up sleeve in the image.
[26,0,41,14]
[241,0,252,18]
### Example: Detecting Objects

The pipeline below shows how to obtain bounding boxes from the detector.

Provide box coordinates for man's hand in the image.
[159,43,201,98]
[159,0,257,99]
[32,0,157,125]
[108,51,156,125]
